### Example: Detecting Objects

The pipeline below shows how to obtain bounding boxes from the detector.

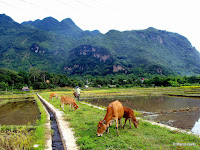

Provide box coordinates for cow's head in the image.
[97,120,107,137]
[74,104,79,110]
[132,119,139,128]
[73,92,78,98]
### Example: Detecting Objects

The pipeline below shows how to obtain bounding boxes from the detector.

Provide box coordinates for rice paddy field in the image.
[1,86,200,149]
[0,94,48,150]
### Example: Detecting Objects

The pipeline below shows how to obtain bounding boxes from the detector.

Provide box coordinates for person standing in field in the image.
[75,86,81,101]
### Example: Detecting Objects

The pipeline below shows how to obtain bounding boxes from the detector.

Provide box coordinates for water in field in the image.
[0,100,40,125]
[81,96,200,135]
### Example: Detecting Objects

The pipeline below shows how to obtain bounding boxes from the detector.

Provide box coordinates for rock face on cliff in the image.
[65,45,114,75]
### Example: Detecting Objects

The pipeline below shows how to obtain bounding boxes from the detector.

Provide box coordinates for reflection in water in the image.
[82,96,200,135]
[192,118,200,135]
[155,111,200,130]
[0,100,40,125]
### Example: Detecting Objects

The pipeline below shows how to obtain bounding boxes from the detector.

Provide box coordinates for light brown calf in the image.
[60,96,78,111]
[123,106,139,128]
[97,100,124,136]
[49,93,58,101]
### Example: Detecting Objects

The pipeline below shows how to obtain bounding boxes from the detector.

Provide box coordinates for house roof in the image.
[22,87,29,90]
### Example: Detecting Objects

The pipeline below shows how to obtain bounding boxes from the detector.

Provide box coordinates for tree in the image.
[29,67,41,82]
[0,82,8,90]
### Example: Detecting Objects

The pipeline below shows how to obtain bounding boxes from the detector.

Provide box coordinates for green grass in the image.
[66,103,200,150]
[33,94,48,150]
[39,91,200,150]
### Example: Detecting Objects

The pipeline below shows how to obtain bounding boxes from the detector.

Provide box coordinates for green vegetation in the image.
[39,91,200,149]
[1,67,200,92]
[1,14,200,76]
[0,95,48,149]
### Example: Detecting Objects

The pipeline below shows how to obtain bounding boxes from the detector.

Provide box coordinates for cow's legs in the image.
[129,119,131,129]
[62,103,65,111]
[115,118,119,135]
[106,127,109,133]
[69,104,71,111]
[118,119,122,128]
[123,118,128,128]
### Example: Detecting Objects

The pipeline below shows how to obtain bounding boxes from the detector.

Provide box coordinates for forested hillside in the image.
[0,14,200,76]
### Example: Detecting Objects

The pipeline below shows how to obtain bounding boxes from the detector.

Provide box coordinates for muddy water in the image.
[0,100,40,125]
[81,96,200,135]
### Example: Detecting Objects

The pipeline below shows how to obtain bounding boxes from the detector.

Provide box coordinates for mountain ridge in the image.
[0,14,200,76]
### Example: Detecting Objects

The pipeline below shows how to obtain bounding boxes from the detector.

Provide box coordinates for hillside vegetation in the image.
[0,14,200,76]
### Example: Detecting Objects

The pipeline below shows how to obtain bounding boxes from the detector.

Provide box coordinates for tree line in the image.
[0,68,200,92]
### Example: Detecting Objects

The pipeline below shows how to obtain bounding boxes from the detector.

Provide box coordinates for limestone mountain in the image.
[0,14,200,76]
[65,45,114,75]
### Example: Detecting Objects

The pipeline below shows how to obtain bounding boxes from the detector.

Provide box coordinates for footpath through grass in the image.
[40,91,200,150]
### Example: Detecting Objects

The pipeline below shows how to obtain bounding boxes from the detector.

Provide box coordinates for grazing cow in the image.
[49,93,58,101]
[97,100,124,136]
[123,106,139,128]
[73,92,78,98]
[60,96,78,111]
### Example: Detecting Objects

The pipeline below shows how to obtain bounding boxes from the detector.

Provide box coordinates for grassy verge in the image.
[0,95,48,149]
[39,92,200,150]
[33,94,48,150]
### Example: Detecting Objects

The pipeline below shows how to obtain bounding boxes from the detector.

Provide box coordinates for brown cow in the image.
[73,92,78,98]
[60,96,78,111]
[123,106,139,128]
[49,93,58,101]
[97,100,124,136]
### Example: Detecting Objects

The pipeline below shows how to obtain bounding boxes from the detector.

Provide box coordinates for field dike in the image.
[37,94,79,150]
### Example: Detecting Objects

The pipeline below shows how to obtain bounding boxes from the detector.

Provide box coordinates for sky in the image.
[0,0,200,52]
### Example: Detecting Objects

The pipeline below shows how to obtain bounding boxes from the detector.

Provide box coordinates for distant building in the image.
[22,87,29,91]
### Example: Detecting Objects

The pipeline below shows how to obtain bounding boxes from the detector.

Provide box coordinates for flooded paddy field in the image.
[81,96,200,135]
[0,96,48,149]
[0,100,40,125]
